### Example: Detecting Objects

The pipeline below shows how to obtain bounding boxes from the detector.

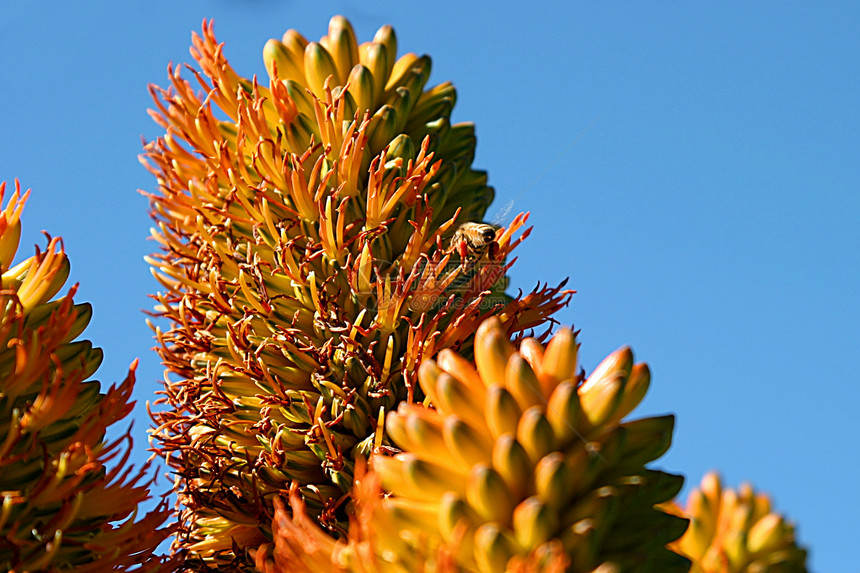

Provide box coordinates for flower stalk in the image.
[144,16,570,569]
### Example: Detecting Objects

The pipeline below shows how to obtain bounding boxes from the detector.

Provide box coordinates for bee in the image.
[449,222,499,263]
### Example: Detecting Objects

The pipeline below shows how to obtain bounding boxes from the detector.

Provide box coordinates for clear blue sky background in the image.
[1,2,857,571]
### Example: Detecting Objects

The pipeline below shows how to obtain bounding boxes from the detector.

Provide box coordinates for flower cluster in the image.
[0,181,172,572]
[143,16,570,568]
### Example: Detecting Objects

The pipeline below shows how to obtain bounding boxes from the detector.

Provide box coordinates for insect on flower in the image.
[449,222,499,266]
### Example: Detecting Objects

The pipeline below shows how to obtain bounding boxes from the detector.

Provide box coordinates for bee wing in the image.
[489,199,514,227]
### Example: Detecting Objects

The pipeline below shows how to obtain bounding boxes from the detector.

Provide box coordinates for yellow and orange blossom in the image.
[667,472,808,573]
[256,317,690,573]
[143,16,571,569]
[0,181,173,572]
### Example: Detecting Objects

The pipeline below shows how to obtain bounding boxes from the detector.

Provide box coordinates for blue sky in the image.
[1,2,857,570]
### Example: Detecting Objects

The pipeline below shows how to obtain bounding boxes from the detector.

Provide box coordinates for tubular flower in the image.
[252,461,461,573]
[0,181,173,572]
[143,16,572,568]
[365,317,690,573]
[666,472,808,573]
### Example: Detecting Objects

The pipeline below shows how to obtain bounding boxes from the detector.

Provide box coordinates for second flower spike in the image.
[371,317,691,573]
